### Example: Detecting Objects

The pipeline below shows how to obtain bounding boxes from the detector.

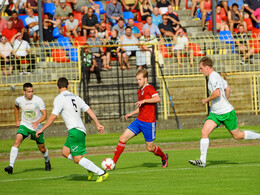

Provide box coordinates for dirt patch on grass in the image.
[0,139,259,162]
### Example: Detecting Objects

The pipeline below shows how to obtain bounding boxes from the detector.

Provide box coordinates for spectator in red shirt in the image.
[0,15,7,36]
[2,21,18,42]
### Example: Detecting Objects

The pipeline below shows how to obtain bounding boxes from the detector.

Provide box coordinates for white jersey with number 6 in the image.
[208,71,234,115]
[52,90,90,134]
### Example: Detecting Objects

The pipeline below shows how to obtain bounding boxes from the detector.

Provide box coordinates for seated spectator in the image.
[0,35,20,76]
[173,28,194,67]
[25,9,39,45]
[2,21,18,42]
[228,3,247,34]
[159,14,175,40]
[120,26,146,70]
[87,29,108,70]
[13,0,27,14]
[27,0,38,13]
[251,8,260,29]
[65,13,79,43]
[140,0,153,21]
[244,0,260,20]
[172,0,179,10]
[121,0,139,11]
[143,16,163,38]
[11,33,35,74]
[200,0,212,31]
[74,0,100,15]
[82,45,102,84]
[139,28,164,67]
[112,18,126,38]
[54,0,72,32]
[214,5,229,31]
[234,24,254,65]
[167,5,181,32]
[96,22,109,41]
[106,0,125,26]
[43,16,59,47]
[191,0,201,19]
[152,7,162,26]
[156,0,171,14]
[4,0,16,16]
[0,15,7,36]
[82,7,99,39]
[219,0,228,15]
[128,18,141,38]
[9,11,29,42]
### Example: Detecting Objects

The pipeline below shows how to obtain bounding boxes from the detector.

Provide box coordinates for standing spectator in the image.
[112,18,126,38]
[128,18,141,38]
[65,13,79,43]
[251,8,260,29]
[191,0,201,19]
[11,33,36,74]
[152,7,162,26]
[87,29,108,70]
[106,0,125,26]
[82,45,102,84]
[234,24,254,65]
[159,14,175,40]
[74,0,100,15]
[2,21,18,42]
[0,35,20,76]
[219,0,228,15]
[200,0,212,31]
[140,0,153,21]
[120,26,146,70]
[9,11,28,42]
[228,3,247,34]
[143,16,163,38]
[13,0,27,14]
[54,0,72,32]
[4,0,16,16]
[172,0,179,10]
[173,28,194,67]
[0,15,7,36]
[82,7,99,39]
[167,5,181,32]
[25,9,39,45]
[27,0,38,13]
[96,22,109,41]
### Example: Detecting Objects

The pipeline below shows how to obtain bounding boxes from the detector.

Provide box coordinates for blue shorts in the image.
[127,119,156,142]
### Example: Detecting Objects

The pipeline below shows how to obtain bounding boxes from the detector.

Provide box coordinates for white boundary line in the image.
[1,164,260,183]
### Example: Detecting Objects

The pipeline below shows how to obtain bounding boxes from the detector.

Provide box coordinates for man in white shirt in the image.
[189,57,260,168]
[25,9,39,45]
[36,77,109,182]
[65,13,79,43]
[4,83,51,174]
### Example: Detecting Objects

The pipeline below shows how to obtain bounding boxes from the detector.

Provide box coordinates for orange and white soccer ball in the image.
[101,158,115,170]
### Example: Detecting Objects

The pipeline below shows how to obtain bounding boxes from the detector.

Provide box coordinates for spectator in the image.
[173,28,194,67]
[54,0,72,32]
[152,7,162,26]
[87,29,108,70]
[251,8,260,29]
[112,18,126,39]
[2,21,18,42]
[0,15,7,36]
[4,0,16,16]
[200,0,212,31]
[228,3,247,34]
[159,14,175,40]
[74,0,100,15]
[96,22,109,41]
[121,0,139,11]
[106,0,125,26]
[167,5,181,32]
[214,5,229,31]
[65,13,79,43]
[172,0,179,10]
[82,7,99,38]
[228,0,244,11]
[106,29,123,69]
[9,11,28,42]
[143,16,163,38]
[25,9,39,45]
[156,0,171,14]
[27,0,38,13]
[191,0,201,19]
[13,0,27,14]
[128,18,141,38]
[140,0,153,21]
[0,35,20,76]
[234,24,254,65]
[139,28,164,67]
[244,0,260,19]
[219,0,228,15]
[43,17,59,47]
[11,33,35,74]
[82,45,102,84]
[120,26,146,70]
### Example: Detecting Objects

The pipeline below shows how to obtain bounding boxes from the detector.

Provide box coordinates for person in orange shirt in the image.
[2,21,18,42]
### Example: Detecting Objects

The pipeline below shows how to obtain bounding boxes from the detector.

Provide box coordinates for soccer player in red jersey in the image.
[112,69,168,168]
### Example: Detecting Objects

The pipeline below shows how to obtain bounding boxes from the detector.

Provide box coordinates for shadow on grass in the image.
[14,167,48,174]
[118,162,161,170]
[207,160,238,166]
[66,174,91,181]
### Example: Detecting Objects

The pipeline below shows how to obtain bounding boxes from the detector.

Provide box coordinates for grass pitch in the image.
[0,127,259,195]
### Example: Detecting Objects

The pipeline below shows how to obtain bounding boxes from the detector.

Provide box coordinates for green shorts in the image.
[17,125,45,144]
[64,128,86,156]
[205,110,238,131]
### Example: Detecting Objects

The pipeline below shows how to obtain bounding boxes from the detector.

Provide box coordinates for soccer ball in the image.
[101,158,115,170]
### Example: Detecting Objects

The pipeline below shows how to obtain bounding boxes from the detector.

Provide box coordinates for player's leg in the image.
[61,145,73,161]
[146,141,168,168]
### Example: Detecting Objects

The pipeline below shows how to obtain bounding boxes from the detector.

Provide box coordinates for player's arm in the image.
[125,108,139,120]
[225,86,231,99]
[136,94,160,107]
[14,105,20,127]
[202,89,220,105]
[86,108,104,134]
[35,114,57,138]
[32,109,47,129]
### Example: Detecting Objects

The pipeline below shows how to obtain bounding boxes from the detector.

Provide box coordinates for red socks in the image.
[112,141,126,164]
[153,145,166,160]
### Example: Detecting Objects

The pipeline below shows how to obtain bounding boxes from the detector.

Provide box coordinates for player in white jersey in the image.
[189,57,260,167]
[36,77,109,182]
[4,83,51,174]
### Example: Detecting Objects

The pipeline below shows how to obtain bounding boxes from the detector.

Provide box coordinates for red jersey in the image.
[137,84,158,123]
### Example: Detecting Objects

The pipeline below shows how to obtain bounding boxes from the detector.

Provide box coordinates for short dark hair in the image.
[146,15,152,20]
[68,13,74,17]
[23,83,33,91]
[232,3,238,8]
[57,77,69,89]
[125,26,132,31]
[199,57,213,68]
[11,10,18,15]
[118,18,125,23]
[136,69,148,78]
